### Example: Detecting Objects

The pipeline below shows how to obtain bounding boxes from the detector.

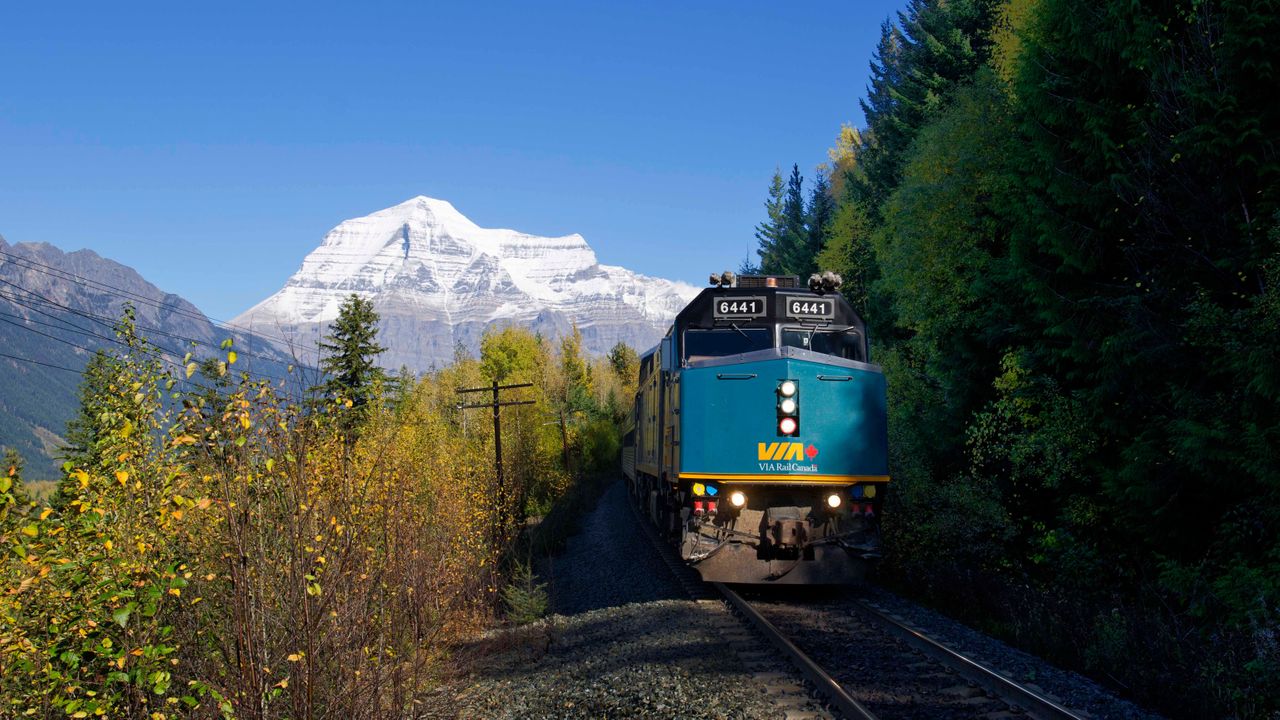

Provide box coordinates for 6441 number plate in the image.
[714,296,766,318]
[786,297,835,319]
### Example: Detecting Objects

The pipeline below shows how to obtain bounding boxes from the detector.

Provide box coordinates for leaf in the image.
[116,470,129,486]
[0,476,10,493]
[220,338,233,350]
[39,507,52,520]
[287,653,301,662]
[265,458,275,472]
[73,469,90,489]
[21,524,38,538]
[113,606,132,628]
[185,362,197,379]
[239,415,251,430]
[227,350,238,365]
[120,420,135,439]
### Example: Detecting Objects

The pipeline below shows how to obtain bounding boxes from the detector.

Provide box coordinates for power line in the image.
[0,247,309,350]
[0,292,307,399]
[0,248,459,381]
[0,319,308,403]
[0,278,296,384]
[0,350,84,374]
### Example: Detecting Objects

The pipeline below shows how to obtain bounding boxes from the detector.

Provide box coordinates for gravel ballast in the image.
[456,480,828,719]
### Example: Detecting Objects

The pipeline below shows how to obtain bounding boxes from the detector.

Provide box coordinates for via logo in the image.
[757,442,820,461]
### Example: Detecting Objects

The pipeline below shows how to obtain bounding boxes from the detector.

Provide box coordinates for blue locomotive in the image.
[622,272,889,584]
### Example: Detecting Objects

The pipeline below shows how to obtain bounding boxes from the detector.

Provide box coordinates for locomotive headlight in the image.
[825,493,843,509]
[778,417,798,435]
[729,490,747,508]
[779,398,797,415]
[779,380,797,397]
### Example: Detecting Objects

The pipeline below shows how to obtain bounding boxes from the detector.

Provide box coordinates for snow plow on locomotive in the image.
[622,272,890,584]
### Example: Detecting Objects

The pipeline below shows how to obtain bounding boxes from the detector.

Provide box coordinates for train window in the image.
[684,327,773,361]
[781,327,864,362]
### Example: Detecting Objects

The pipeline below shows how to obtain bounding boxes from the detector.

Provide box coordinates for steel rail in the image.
[716,583,880,720]
[851,600,1087,720]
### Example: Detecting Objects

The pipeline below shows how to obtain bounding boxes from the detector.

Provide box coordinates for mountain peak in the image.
[233,197,697,370]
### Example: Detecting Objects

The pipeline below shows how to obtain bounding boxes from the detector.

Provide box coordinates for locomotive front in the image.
[625,273,889,584]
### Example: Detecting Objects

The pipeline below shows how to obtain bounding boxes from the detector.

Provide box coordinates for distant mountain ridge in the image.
[0,234,295,478]
[232,196,699,370]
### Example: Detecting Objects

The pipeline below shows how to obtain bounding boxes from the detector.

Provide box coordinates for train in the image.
[622,271,889,584]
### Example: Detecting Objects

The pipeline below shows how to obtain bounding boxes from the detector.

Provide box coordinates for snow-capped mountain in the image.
[232,196,700,370]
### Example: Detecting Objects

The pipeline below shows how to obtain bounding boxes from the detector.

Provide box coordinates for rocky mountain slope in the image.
[232,196,699,370]
[0,235,294,478]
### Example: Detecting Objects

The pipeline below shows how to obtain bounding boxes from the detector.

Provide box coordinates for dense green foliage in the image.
[754,0,1279,716]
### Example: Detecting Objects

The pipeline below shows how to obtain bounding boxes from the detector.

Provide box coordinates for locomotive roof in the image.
[675,286,867,332]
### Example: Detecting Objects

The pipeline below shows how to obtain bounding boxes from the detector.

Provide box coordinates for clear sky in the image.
[0,1,902,321]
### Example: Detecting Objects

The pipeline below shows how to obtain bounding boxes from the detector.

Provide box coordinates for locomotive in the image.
[622,272,889,584]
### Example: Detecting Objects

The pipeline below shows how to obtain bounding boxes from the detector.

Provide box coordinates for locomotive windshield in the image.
[781,327,865,362]
[684,327,772,360]
[675,287,871,364]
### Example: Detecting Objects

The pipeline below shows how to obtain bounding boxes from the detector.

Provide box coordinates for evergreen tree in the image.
[858,0,1000,211]
[60,349,115,475]
[804,171,835,274]
[754,169,787,273]
[778,164,808,273]
[317,293,387,417]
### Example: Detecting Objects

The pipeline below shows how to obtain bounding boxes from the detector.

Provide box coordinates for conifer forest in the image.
[752,0,1279,716]
[2,0,1279,718]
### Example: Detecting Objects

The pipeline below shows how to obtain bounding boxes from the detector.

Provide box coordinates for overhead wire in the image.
[0,277,298,385]
[0,246,445,384]
[0,350,85,374]
[0,287,309,400]
[0,247,309,351]
[0,318,308,403]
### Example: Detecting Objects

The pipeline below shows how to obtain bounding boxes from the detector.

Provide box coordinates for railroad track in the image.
[627,482,1089,720]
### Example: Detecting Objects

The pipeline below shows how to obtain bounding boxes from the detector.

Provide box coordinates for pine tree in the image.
[754,169,787,273]
[778,164,808,274]
[60,349,115,475]
[804,171,835,275]
[317,293,387,418]
[859,0,1000,211]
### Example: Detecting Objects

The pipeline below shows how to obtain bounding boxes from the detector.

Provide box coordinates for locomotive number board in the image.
[714,296,767,319]
[785,297,836,320]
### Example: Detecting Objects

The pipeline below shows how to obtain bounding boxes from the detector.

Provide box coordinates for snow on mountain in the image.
[232,196,700,370]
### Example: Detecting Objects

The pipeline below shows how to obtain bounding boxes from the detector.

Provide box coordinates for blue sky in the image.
[0,1,902,320]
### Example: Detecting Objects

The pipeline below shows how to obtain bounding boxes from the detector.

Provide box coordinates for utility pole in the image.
[456,381,535,517]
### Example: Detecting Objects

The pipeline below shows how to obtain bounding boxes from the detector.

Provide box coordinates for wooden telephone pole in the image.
[455,381,535,509]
